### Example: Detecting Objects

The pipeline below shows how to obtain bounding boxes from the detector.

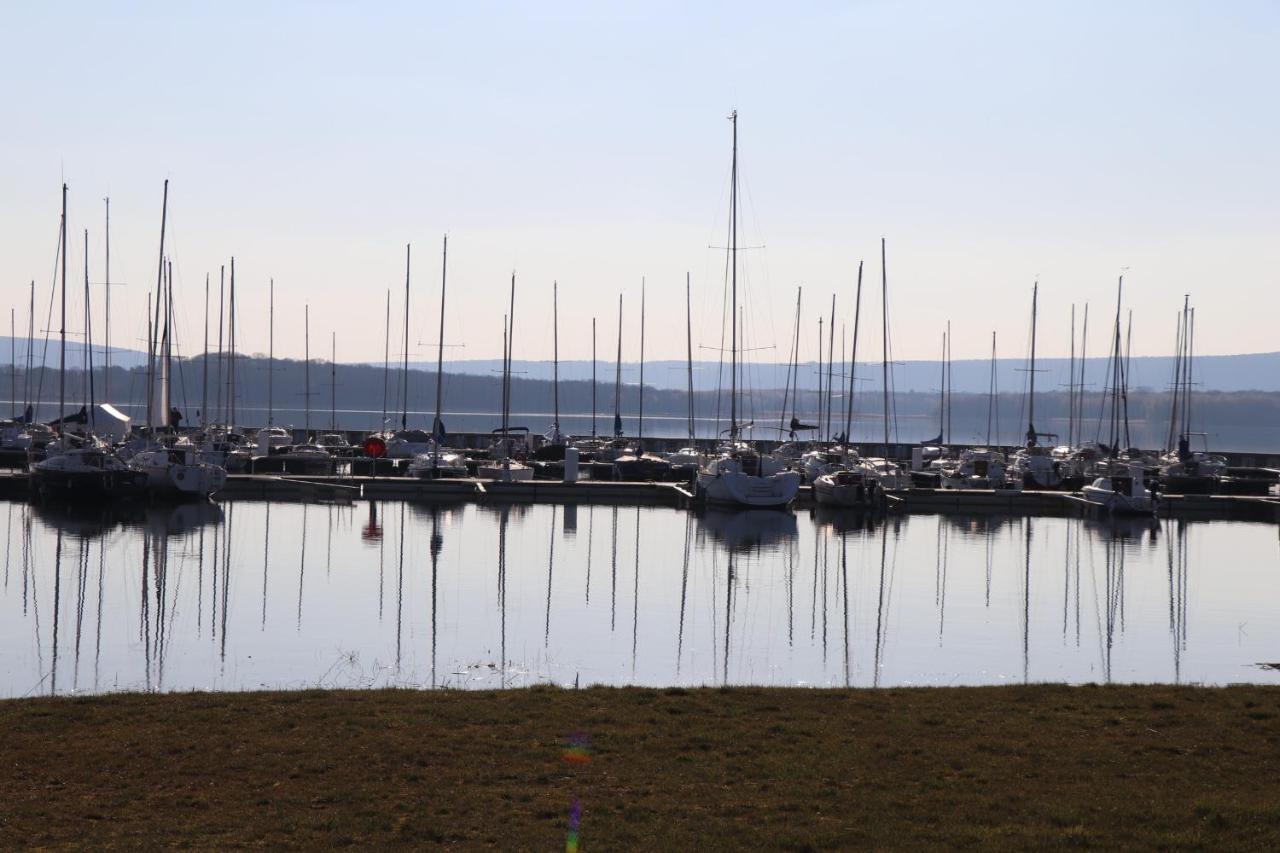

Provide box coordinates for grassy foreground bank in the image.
[2,685,1279,848]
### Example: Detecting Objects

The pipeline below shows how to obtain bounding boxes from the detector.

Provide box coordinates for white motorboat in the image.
[386,429,434,459]
[316,433,351,451]
[476,458,534,482]
[407,447,469,478]
[258,426,292,450]
[271,443,334,474]
[32,444,148,502]
[813,466,887,509]
[939,448,1011,490]
[130,444,228,499]
[1081,463,1157,515]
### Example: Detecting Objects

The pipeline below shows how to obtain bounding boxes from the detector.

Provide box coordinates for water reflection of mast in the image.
[259,502,270,627]
[4,503,11,589]
[297,504,308,630]
[430,506,442,689]
[632,507,640,676]
[821,527,829,663]
[94,534,104,691]
[23,510,32,616]
[498,504,509,684]
[261,503,271,629]
[841,530,851,687]
[872,524,890,688]
[395,502,405,671]
[141,528,151,691]
[723,549,734,685]
[609,505,618,632]
[1022,517,1032,684]
[676,514,691,677]
[378,502,385,621]
[1166,519,1188,683]
[51,528,63,695]
[585,505,593,604]
[544,506,557,647]
[810,523,819,642]
[72,537,86,691]
[220,503,232,665]
[936,517,949,644]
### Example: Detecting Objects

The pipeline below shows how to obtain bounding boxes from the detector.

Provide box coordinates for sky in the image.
[2,1,1277,371]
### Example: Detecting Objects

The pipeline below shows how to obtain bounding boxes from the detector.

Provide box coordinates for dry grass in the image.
[2,685,1279,849]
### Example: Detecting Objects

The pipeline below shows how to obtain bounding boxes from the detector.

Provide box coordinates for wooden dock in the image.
[4,470,1278,521]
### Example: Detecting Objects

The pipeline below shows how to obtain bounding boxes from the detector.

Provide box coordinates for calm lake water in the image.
[1,498,1278,697]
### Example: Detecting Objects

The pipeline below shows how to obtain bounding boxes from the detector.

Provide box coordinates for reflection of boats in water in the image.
[696,508,798,551]
[31,499,225,538]
[1081,512,1160,543]
[810,504,884,535]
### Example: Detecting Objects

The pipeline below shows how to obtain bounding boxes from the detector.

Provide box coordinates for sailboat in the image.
[532,279,568,462]
[478,274,533,482]
[695,111,801,508]
[613,279,672,481]
[408,235,467,479]
[32,184,148,503]
[1007,283,1063,490]
[128,184,228,499]
[386,244,434,460]
[667,273,705,474]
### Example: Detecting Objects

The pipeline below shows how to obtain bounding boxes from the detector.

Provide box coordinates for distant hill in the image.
[5,337,1279,394]
[385,351,1280,395]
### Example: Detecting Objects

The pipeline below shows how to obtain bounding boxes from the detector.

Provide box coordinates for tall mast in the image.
[162,260,172,428]
[937,331,946,442]
[637,277,646,449]
[986,331,997,446]
[499,314,509,451]
[215,266,224,425]
[103,196,110,402]
[1068,305,1076,448]
[304,304,311,434]
[1185,305,1195,440]
[613,293,622,438]
[825,294,836,441]
[728,109,739,443]
[591,317,597,437]
[150,180,169,430]
[381,289,390,432]
[331,332,337,432]
[880,237,889,455]
[843,261,863,445]
[229,258,236,428]
[433,235,448,453]
[686,272,695,444]
[1026,282,1038,446]
[202,273,209,428]
[84,229,96,422]
[816,316,824,435]
[946,319,952,445]
[1078,304,1088,451]
[25,281,33,417]
[551,279,559,433]
[267,278,274,428]
[401,243,411,431]
[8,308,14,419]
[780,286,802,438]
[505,273,517,449]
[58,184,67,446]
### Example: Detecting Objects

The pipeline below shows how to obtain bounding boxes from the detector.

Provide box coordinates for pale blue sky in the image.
[2,1,1277,368]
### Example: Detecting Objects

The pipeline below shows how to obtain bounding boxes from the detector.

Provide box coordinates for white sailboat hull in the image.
[696,468,800,508]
